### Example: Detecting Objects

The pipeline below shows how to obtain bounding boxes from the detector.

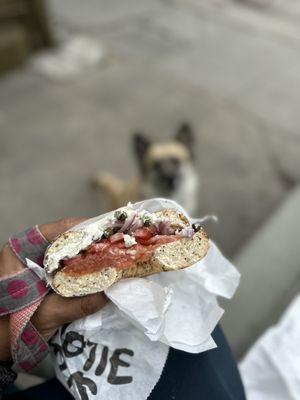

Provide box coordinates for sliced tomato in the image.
[133,227,153,241]
[109,232,124,244]
[114,241,126,249]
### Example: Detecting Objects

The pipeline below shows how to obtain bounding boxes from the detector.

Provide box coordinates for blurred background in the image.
[1,0,300,396]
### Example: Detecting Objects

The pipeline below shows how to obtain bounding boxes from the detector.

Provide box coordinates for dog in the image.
[93,123,199,216]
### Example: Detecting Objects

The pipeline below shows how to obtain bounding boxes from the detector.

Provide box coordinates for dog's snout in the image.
[158,165,178,189]
[164,174,177,190]
[152,157,182,191]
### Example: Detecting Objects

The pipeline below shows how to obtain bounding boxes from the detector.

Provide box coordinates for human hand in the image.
[0,218,108,362]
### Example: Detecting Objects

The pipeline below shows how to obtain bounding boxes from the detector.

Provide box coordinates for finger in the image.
[54,293,108,325]
[32,291,108,333]
[39,217,88,242]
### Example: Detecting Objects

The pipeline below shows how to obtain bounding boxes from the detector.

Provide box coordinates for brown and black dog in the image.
[93,123,199,216]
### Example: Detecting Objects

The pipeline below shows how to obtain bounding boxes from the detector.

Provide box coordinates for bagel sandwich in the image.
[44,204,209,297]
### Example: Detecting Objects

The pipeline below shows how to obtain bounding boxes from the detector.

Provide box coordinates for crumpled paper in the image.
[240,295,300,400]
[29,198,240,400]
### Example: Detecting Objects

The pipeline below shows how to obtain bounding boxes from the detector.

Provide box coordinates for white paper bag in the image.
[240,295,300,400]
[37,198,240,400]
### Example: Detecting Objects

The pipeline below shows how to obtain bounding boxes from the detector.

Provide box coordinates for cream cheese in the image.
[123,234,137,248]
[44,221,104,273]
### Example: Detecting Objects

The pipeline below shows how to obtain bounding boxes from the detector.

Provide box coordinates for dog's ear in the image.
[175,123,194,155]
[132,132,151,173]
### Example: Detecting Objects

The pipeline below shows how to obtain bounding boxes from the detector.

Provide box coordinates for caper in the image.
[114,210,127,221]
[102,227,114,238]
[143,217,152,227]
[192,223,201,232]
[112,226,120,233]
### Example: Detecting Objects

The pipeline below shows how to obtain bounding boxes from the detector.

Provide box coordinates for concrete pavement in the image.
[1,0,300,257]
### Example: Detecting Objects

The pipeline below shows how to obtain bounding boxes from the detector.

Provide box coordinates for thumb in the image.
[39,217,87,242]
[31,292,108,341]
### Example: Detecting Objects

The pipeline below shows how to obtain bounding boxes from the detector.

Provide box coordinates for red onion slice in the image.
[158,220,169,235]
[120,212,136,232]
[128,218,144,233]
[157,220,177,235]
[111,220,124,229]
[178,227,195,238]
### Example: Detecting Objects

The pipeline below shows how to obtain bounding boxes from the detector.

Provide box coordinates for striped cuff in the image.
[0,226,52,371]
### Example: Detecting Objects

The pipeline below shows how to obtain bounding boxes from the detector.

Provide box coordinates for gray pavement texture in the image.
[1,0,300,257]
[222,185,300,357]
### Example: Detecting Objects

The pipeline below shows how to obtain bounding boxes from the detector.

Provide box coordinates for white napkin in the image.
[240,295,300,400]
